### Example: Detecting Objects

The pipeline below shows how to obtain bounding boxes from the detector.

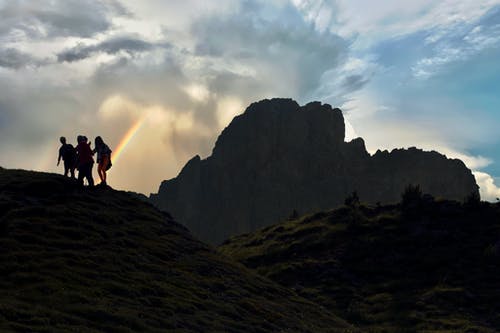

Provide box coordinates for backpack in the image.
[104,144,112,155]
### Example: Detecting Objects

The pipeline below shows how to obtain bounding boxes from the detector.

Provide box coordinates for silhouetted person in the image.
[93,136,112,186]
[57,136,76,178]
[76,135,94,187]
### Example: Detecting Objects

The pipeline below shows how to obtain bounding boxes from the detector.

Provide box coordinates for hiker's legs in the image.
[100,155,109,184]
[63,160,72,177]
[86,162,94,187]
[71,158,77,178]
[87,174,94,186]
[78,163,93,186]
[63,162,69,177]
[97,163,104,183]
[77,165,85,186]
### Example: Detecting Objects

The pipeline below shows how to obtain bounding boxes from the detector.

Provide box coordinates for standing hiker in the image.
[93,136,112,186]
[57,136,76,178]
[76,135,94,187]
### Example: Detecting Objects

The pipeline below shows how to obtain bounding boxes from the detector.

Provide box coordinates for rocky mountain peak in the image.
[150,98,479,244]
[212,98,344,161]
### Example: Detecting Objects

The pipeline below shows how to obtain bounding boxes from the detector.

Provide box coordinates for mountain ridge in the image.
[150,98,479,244]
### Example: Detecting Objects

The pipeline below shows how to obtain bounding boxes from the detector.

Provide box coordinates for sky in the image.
[0,0,499,200]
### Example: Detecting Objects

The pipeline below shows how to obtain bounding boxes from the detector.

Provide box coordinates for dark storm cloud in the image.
[191,1,350,98]
[90,53,187,105]
[57,36,169,63]
[0,81,79,150]
[0,0,129,39]
[205,70,263,97]
[0,48,39,69]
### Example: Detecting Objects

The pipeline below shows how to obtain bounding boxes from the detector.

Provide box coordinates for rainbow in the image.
[112,116,147,165]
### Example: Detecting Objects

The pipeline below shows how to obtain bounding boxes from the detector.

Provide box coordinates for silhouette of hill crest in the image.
[219,200,500,332]
[0,168,352,332]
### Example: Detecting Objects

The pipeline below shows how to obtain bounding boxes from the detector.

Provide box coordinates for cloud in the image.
[293,0,500,47]
[89,53,193,113]
[116,0,237,33]
[191,0,350,99]
[474,171,500,201]
[57,35,169,63]
[313,56,377,105]
[0,76,84,147]
[412,17,500,78]
[0,48,43,69]
[0,0,128,40]
[94,94,215,193]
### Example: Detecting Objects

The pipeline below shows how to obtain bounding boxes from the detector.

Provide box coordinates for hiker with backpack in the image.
[76,135,94,187]
[93,136,112,186]
[57,136,77,178]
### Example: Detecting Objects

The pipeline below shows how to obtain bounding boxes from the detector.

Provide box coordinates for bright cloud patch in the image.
[96,94,214,193]
[474,171,500,201]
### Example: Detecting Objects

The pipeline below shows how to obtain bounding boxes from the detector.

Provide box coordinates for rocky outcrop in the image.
[150,98,479,244]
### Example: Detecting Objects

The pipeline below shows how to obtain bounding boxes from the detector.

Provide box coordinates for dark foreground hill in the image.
[0,168,354,333]
[150,98,478,244]
[219,197,500,332]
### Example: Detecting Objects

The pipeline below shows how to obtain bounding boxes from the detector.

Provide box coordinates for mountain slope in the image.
[150,98,478,244]
[0,168,353,333]
[219,199,500,332]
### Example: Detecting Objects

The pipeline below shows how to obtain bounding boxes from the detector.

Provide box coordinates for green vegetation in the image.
[220,199,500,332]
[0,168,354,332]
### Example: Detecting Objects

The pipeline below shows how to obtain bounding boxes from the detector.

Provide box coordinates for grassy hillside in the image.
[0,168,354,333]
[219,197,500,332]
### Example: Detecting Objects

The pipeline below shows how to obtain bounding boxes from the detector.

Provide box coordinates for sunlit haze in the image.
[0,0,499,199]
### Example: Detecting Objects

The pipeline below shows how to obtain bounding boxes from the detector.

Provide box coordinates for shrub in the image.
[344,191,360,207]
[401,184,423,219]
[401,184,422,207]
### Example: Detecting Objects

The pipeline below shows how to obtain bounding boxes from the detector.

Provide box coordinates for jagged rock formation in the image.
[150,98,479,244]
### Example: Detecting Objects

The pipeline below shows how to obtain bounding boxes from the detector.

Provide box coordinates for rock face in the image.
[150,98,479,244]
